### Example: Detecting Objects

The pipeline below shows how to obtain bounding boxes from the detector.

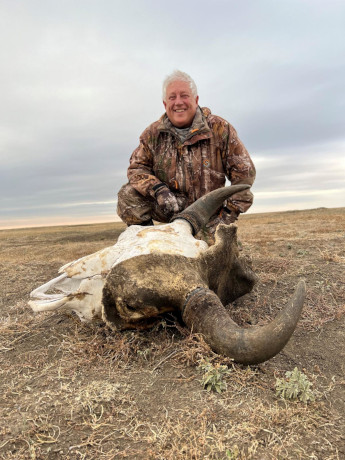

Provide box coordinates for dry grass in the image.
[0,210,344,459]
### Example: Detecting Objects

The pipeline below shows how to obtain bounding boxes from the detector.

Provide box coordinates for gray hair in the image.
[162,70,198,101]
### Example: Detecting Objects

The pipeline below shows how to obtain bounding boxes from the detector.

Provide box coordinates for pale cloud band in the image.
[0,1,344,229]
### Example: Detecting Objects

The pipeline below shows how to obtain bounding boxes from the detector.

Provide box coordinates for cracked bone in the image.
[29,220,207,321]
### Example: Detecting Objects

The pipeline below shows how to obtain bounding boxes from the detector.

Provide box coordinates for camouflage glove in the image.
[175,193,188,212]
[153,183,179,215]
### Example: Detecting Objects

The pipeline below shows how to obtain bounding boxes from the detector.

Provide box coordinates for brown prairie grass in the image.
[0,209,344,459]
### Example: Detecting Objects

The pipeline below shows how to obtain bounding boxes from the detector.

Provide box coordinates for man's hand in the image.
[175,193,187,212]
[154,184,179,215]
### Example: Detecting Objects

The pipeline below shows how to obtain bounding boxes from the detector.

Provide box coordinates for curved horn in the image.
[171,184,250,235]
[182,281,306,365]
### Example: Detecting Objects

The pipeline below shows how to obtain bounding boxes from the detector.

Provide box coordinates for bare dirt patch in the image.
[0,210,344,459]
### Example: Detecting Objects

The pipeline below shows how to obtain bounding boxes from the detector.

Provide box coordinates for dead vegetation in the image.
[0,208,344,459]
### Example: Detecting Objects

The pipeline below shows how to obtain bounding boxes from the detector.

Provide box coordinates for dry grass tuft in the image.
[0,211,344,459]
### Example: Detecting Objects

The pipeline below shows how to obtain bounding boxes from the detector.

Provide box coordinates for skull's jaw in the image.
[28,273,104,321]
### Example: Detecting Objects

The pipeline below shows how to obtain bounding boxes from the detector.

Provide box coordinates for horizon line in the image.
[1,205,343,231]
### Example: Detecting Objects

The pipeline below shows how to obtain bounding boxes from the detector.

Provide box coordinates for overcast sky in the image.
[1,0,344,229]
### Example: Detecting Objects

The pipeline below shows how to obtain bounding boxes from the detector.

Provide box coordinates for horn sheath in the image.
[182,280,306,365]
[171,184,250,235]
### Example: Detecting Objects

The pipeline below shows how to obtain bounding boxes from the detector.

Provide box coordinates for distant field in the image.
[0,208,344,459]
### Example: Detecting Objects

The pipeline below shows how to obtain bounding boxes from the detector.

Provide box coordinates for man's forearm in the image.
[127,141,161,197]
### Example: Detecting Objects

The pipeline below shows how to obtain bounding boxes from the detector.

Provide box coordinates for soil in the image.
[0,208,344,459]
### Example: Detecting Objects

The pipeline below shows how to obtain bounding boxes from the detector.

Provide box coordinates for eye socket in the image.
[124,302,136,312]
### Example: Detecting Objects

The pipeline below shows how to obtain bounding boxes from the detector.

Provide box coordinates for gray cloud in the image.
[1,0,344,228]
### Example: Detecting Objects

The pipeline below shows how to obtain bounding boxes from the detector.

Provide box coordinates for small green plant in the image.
[137,348,152,360]
[275,367,315,403]
[297,249,309,257]
[199,358,231,393]
[226,446,240,459]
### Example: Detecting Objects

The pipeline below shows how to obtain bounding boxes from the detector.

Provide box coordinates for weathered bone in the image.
[29,219,206,320]
[29,185,306,364]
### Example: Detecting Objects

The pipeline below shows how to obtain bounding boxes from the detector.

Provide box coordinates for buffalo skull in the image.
[29,185,306,365]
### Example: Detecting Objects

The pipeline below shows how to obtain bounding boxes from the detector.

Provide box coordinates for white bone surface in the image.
[29,220,208,320]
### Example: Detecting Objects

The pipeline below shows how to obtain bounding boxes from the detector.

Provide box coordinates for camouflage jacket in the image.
[127,107,256,213]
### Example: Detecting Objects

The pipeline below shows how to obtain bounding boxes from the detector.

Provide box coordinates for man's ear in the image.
[195,95,199,105]
[163,100,167,109]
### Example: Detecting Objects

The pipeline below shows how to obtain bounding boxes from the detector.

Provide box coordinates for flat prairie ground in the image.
[0,208,344,459]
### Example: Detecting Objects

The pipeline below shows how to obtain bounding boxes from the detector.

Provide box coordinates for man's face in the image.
[163,80,199,128]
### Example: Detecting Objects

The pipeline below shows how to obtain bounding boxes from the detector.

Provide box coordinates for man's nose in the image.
[175,95,183,105]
